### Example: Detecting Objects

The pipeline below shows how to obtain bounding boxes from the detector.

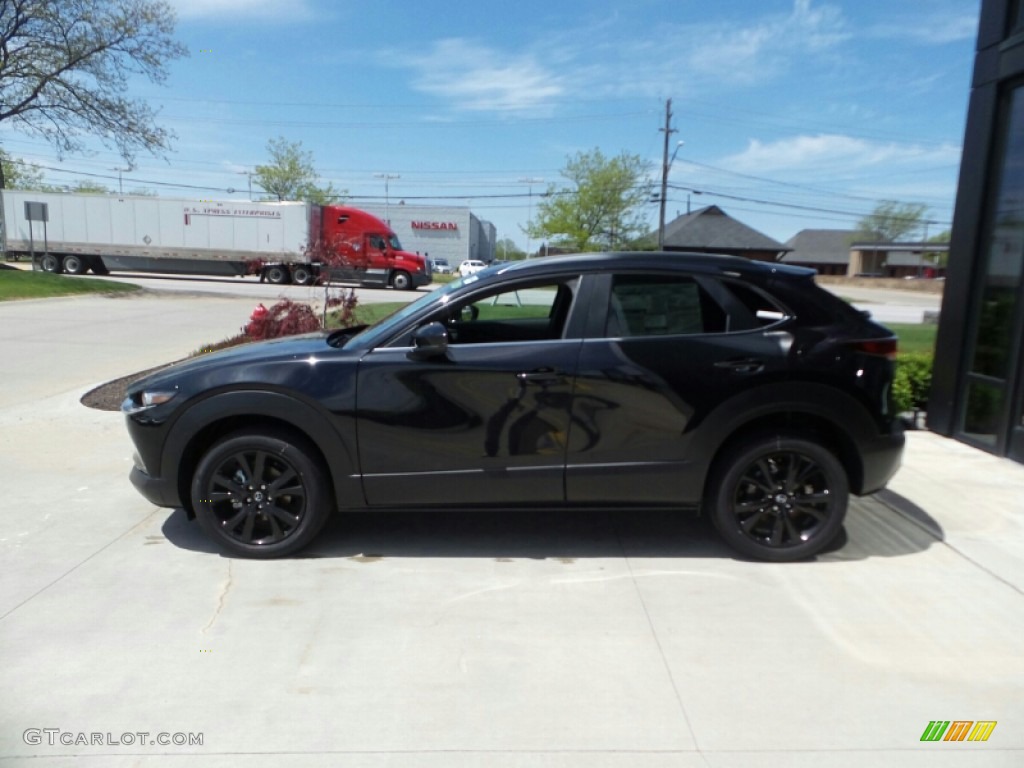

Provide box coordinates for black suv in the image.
[123,253,903,561]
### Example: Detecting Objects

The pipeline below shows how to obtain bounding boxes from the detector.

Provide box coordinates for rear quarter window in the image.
[721,280,792,327]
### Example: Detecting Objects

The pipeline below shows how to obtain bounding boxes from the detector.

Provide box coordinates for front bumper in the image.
[413,271,433,287]
[129,464,182,509]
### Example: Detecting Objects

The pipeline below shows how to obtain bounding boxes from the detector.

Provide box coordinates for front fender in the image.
[160,389,362,511]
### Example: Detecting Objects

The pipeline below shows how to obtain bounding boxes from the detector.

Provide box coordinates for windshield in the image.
[388,234,403,251]
[345,275,474,348]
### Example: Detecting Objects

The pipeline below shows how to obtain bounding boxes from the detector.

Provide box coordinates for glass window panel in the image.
[962,378,1003,446]
[968,86,1024,380]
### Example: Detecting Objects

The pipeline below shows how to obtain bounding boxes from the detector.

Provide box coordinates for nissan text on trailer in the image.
[0,191,430,290]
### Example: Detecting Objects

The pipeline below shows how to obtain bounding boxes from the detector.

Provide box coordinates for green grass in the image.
[330,302,407,328]
[0,269,139,301]
[886,323,937,355]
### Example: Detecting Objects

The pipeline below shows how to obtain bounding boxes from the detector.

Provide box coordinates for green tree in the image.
[926,228,952,268]
[854,200,929,242]
[253,137,341,203]
[69,181,113,194]
[0,148,49,189]
[526,148,653,252]
[0,0,188,187]
[494,237,526,260]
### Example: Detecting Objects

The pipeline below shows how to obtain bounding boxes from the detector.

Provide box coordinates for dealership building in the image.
[357,204,496,267]
[930,0,1024,464]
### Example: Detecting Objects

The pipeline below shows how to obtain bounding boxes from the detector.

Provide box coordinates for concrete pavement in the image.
[0,291,1021,767]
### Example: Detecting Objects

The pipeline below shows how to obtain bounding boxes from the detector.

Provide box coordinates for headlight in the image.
[141,390,177,407]
[122,389,178,415]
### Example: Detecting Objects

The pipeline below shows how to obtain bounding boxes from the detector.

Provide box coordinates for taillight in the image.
[851,338,898,360]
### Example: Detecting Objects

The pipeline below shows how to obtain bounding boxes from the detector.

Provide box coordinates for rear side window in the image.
[605,274,726,337]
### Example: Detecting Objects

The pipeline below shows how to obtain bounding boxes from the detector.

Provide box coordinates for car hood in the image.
[127,332,340,395]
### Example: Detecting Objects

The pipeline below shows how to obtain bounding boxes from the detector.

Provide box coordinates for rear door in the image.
[564,271,792,505]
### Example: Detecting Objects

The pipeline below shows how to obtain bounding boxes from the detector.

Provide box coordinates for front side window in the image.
[605,274,726,337]
[443,278,579,345]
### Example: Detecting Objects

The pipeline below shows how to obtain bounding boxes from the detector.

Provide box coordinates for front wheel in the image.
[390,270,412,290]
[706,436,848,562]
[191,431,331,558]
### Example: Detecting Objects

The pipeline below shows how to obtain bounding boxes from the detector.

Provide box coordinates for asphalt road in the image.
[1,289,1019,766]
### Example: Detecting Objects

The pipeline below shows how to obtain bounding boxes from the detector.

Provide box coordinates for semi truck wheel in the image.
[265,265,290,285]
[62,255,86,275]
[41,254,62,273]
[292,266,314,285]
[391,270,412,290]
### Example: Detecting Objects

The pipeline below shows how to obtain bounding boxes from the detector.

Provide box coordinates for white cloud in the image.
[682,0,849,86]
[394,38,565,113]
[868,9,978,44]
[721,134,961,175]
[167,0,313,21]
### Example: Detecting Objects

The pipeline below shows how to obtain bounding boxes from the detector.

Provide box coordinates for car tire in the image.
[706,436,848,562]
[41,253,62,273]
[191,430,332,558]
[292,266,314,285]
[265,265,290,285]
[391,270,412,290]
[62,255,86,275]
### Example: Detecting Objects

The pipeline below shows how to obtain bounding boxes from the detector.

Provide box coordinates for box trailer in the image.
[0,191,430,289]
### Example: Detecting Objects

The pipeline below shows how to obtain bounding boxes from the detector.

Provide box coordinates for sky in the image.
[1,0,980,251]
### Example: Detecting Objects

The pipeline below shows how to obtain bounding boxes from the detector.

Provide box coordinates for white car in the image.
[458,259,487,276]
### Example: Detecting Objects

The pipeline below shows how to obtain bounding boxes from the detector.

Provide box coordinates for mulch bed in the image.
[80,364,175,412]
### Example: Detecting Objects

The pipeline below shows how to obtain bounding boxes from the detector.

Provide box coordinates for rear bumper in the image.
[857,427,906,495]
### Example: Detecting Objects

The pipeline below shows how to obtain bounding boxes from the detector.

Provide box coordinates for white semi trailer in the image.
[0,190,312,278]
[0,190,431,289]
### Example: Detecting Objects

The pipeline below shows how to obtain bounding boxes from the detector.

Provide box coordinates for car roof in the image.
[485,251,816,279]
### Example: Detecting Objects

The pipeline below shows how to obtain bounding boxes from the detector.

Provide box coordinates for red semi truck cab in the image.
[318,206,431,291]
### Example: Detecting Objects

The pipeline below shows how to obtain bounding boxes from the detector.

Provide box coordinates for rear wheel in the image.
[265,265,290,285]
[40,253,62,273]
[63,255,86,275]
[707,436,848,562]
[390,270,412,290]
[292,265,314,285]
[191,431,331,558]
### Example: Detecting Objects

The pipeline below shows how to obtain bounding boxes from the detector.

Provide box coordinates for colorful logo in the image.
[921,721,997,742]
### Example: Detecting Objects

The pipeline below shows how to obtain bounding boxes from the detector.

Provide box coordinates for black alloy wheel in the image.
[191,431,330,557]
[708,436,848,562]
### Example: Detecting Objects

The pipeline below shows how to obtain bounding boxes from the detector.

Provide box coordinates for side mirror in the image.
[409,321,449,359]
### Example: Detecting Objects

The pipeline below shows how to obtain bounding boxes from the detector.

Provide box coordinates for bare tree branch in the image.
[0,0,187,179]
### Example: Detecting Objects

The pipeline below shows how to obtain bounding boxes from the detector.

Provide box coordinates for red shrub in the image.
[244,300,322,341]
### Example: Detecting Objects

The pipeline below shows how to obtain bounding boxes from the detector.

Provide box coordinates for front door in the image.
[356,277,583,506]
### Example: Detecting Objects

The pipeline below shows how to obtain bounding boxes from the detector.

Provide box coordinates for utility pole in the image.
[658,98,677,249]
[375,173,400,224]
